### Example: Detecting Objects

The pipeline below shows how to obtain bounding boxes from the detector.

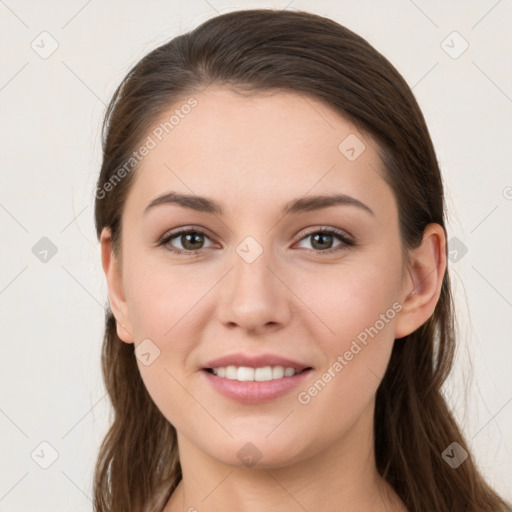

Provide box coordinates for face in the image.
[103,86,418,468]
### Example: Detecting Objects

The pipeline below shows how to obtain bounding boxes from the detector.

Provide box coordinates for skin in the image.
[101,86,446,512]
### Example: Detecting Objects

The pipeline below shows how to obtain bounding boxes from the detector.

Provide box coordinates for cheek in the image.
[300,255,400,348]
[122,255,209,416]
[124,248,200,339]
[293,256,400,409]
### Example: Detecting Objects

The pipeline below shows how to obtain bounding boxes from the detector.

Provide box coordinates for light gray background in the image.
[1,0,511,509]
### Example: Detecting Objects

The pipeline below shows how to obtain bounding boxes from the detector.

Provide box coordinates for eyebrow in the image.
[143,191,375,217]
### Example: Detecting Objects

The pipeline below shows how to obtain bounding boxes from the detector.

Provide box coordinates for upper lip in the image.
[203,353,312,371]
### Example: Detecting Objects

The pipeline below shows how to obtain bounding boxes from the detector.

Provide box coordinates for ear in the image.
[100,227,134,344]
[394,223,447,340]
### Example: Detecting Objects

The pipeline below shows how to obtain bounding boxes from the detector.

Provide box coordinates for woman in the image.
[93,8,511,512]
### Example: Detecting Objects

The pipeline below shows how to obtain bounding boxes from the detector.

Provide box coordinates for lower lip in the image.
[202,369,313,404]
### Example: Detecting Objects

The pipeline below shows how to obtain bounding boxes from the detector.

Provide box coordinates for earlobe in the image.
[100,227,135,344]
[115,320,134,343]
[394,223,447,340]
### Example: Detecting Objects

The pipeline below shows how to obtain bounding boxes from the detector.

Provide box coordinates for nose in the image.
[215,243,292,334]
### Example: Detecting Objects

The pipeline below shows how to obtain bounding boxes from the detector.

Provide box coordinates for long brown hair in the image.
[93,9,511,512]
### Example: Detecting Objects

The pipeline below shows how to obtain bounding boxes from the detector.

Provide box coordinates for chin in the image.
[200,433,313,470]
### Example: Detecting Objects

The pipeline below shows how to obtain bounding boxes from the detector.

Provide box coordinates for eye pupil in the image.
[311,233,333,250]
[182,232,203,250]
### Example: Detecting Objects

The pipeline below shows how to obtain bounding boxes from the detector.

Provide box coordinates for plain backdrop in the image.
[0,0,511,509]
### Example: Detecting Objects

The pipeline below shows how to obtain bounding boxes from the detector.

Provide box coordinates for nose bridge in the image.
[217,235,289,330]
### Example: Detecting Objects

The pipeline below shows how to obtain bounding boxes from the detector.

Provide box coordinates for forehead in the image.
[124,86,396,223]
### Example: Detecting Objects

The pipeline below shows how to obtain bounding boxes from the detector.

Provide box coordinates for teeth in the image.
[284,367,296,377]
[211,365,302,381]
[256,366,272,381]
[272,366,284,379]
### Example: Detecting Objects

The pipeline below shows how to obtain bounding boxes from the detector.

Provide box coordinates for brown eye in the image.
[159,229,215,254]
[295,228,353,254]
[178,232,205,250]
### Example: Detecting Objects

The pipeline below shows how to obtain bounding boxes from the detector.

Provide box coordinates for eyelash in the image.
[157,226,355,256]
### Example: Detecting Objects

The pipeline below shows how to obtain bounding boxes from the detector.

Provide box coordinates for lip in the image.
[202,367,313,404]
[202,352,311,371]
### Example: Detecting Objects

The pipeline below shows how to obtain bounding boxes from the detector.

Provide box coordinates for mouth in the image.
[201,365,314,404]
[203,365,313,382]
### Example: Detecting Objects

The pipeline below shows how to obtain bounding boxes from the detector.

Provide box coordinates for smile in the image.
[206,365,310,382]
[202,366,313,404]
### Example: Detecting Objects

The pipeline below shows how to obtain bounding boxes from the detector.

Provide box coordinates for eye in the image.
[295,228,354,254]
[157,226,354,255]
[158,228,216,254]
